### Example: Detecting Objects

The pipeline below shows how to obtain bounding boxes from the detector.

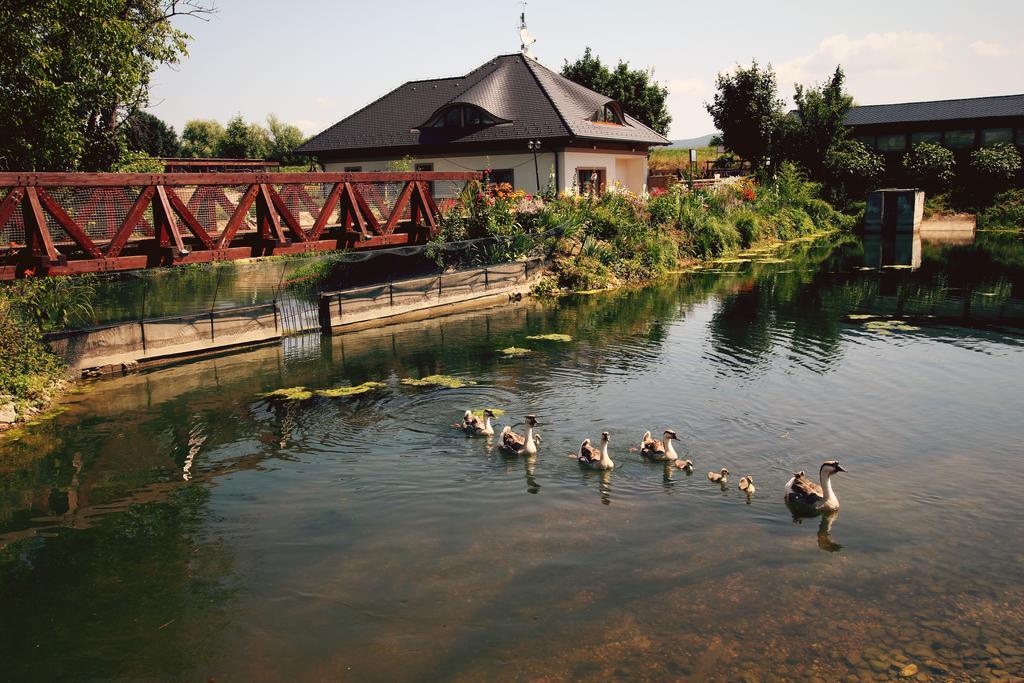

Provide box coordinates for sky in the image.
[147,0,1024,141]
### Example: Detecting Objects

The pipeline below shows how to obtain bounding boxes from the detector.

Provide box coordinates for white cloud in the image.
[971,40,1017,57]
[290,119,322,135]
[667,78,707,97]
[775,31,948,91]
[665,78,712,139]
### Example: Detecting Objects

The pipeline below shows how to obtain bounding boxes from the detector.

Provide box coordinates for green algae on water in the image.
[315,382,387,398]
[864,320,921,333]
[525,334,573,342]
[262,386,315,401]
[401,375,476,389]
[500,346,533,357]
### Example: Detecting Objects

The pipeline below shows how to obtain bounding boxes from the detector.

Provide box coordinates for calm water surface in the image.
[2,232,1023,682]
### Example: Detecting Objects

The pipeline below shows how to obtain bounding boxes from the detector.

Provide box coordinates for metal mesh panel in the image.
[272,183,339,230]
[176,185,256,237]
[1,188,24,245]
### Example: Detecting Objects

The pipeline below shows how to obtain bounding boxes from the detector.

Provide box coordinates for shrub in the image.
[977,189,1024,229]
[902,142,955,191]
[686,214,740,259]
[970,143,1022,184]
[824,139,884,193]
[733,208,769,247]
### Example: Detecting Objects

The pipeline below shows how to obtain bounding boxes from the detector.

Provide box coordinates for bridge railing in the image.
[0,171,481,279]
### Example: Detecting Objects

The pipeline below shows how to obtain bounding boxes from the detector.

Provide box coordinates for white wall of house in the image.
[323,148,650,196]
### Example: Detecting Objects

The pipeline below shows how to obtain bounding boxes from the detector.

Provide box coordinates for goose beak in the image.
[835,463,847,473]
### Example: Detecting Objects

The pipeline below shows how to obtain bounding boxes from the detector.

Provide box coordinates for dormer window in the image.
[591,104,623,125]
[427,105,497,128]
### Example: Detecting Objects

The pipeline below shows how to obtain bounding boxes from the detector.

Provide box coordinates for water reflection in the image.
[1,231,1023,680]
[863,232,922,271]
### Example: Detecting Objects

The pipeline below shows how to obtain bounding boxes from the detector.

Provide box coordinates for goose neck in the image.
[820,469,838,505]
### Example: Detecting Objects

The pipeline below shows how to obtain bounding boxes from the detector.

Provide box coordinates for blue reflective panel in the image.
[876,134,907,152]
[981,128,1013,146]
[445,108,462,127]
[945,129,975,149]
[911,132,941,145]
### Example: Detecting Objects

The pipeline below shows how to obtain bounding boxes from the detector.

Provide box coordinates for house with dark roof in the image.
[295,53,670,195]
[845,93,1024,156]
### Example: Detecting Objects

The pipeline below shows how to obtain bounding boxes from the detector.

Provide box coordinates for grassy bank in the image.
[0,278,94,426]
[434,162,856,294]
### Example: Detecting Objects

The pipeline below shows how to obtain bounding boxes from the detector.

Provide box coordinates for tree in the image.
[970,143,1022,184]
[0,0,214,171]
[824,138,884,202]
[266,114,308,166]
[216,115,270,159]
[561,48,671,135]
[123,111,179,157]
[706,61,785,168]
[180,119,224,158]
[902,142,955,192]
[787,66,854,179]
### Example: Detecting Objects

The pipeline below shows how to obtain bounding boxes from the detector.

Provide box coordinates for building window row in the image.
[857,127,1024,152]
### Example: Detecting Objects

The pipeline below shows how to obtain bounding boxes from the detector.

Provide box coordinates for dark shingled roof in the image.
[844,94,1024,126]
[296,54,669,155]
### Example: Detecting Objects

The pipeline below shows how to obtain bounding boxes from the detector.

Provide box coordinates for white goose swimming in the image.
[784,461,846,512]
[499,414,540,455]
[640,429,679,461]
[462,409,496,436]
[578,431,614,470]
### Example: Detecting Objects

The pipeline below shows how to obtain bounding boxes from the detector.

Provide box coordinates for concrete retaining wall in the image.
[45,303,281,376]
[319,258,546,333]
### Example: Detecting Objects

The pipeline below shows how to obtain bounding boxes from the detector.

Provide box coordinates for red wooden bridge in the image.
[0,171,480,279]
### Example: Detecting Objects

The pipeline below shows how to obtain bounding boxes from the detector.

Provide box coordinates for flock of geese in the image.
[462,411,847,513]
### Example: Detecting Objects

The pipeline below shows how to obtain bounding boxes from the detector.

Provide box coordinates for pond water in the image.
[2,231,1023,682]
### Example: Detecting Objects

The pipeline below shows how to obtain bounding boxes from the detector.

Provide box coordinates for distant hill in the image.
[667,134,717,149]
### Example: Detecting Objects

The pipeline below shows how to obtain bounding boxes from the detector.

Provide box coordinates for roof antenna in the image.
[518,1,536,60]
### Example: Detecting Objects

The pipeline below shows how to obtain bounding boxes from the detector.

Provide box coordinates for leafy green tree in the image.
[180,119,224,158]
[786,66,854,179]
[123,110,179,157]
[0,0,213,171]
[706,61,785,169]
[902,142,955,192]
[266,114,308,165]
[216,115,270,159]
[971,143,1022,184]
[561,48,671,135]
[824,138,884,202]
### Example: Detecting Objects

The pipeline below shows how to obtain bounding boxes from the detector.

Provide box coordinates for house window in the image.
[981,128,1014,146]
[876,134,907,152]
[591,104,623,124]
[427,105,496,128]
[911,131,941,146]
[1018,128,1024,147]
[485,168,514,187]
[856,134,876,149]
[576,168,607,194]
[343,166,362,172]
[945,129,975,149]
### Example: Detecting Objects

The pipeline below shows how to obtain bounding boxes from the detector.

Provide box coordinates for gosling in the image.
[707,468,729,483]
[674,459,694,471]
[738,476,755,495]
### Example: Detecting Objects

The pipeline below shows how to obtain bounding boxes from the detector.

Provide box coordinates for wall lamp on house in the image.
[528,139,542,191]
